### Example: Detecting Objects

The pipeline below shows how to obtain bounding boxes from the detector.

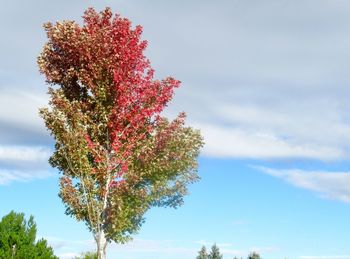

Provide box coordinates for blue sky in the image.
[1,0,350,258]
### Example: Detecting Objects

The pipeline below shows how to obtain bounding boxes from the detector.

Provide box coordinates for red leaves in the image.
[39,7,204,245]
[39,7,183,187]
[84,134,95,150]
[39,7,149,101]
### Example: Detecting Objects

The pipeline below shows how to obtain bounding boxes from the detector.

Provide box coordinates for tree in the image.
[197,245,209,259]
[247,252,261,259]
[0,211,57,258]
[75,251,98,259]
[208,244,223,259]
[38,7,203,259]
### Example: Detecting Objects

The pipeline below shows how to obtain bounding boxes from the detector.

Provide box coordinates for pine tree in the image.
[197,246,208,259]
[208,244,223,259]
[247,251,261,259]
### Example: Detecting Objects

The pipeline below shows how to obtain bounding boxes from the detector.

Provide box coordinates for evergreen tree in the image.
[0,211,57,258]
[208,243,223,259]
[247,251,261,259]
[75,251,98,259]
[197,245,208,259]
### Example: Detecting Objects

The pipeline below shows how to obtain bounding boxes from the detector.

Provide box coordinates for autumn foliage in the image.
[38,7,203,258]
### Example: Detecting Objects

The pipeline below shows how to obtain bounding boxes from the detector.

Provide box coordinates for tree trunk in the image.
[97,171,111,259]
[96,230,107,259]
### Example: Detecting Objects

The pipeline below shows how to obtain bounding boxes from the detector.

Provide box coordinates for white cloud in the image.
[230,219,249,226]
[0,88,48,134]
[110,239,196,255]
[0,145,53,185]
[300,256,350,259]
[0,145,52,184]
[47,237,197,258]
[45,235,279,259]
[0,145,50,162]
[196,123,344,160]
[194,240,278,257]
[5,0,350,162]
[0,169,53,185]
[44,236,95,259]
[255,166,350,203]
[153,1,350,161]
[43,236,95,249]
[195,240,232,248]
[58,252,81,259]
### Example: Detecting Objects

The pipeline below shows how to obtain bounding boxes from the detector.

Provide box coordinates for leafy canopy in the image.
[38,7,203,244]
[0,211,57,259]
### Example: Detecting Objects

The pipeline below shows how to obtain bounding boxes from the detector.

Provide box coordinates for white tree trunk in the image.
[96,230,107,259]
[97,159,112,259]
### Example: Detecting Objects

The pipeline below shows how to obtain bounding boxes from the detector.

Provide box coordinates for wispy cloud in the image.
[0,169,53,185]
[46,236,278,259]
[196,123,344,160]
[156,0,350,161]
[195,240,233,248]
[230,219,249,226]
[255,166,350,203]
[43,236,95,250]
[58,252,81,259]
[0,145,52,184]
[194,240,278,257]
[47,237,196,258]
[4,1,350,161]
[44,236,95,259]
[110,239,196,255]
[0,145,50,162]
[0,89,48,134]
[299,256,350,259]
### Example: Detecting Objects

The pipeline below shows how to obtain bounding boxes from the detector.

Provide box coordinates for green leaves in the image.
[0,211,57,259]
[38,7,204,255]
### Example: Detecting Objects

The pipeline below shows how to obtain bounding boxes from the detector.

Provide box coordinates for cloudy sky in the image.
[2,0,350,258]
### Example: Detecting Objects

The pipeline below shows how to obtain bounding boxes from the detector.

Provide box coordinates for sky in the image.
[1,0,350,258]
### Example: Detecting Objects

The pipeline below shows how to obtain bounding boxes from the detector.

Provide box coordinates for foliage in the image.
[38,6,203,258]
[247,251,261,259]
[0,211,57,259]
[75,251,98,259]
[196,245,208,259]
[208,244,223,259]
